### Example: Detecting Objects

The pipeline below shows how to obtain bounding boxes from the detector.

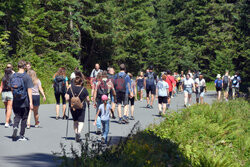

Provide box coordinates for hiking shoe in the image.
[146,104,150,108]
[5,123,10,128]
[18,136,28,141]
[123,116,129,124]
[150,105,153,109]
[129,116,135,120]
[12,128,18,141]
[75,133,81,142]
[63,115,68,120]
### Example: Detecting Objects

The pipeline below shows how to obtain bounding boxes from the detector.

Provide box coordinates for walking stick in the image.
[65,104,70,140]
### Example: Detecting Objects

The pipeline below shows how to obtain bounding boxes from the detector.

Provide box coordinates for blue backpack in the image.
[216,80,223,89]
[146,72,155,85]
[10,73,27,100]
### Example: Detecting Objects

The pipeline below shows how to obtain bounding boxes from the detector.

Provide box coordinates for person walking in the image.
[90,63,102,101]
[183,74,195,107]
[53,67,69,120]
[10,60,33,141]
[156,74,169,116]
[114,64,131,124]
[65,70,89,142]
[195,74,206,104]
[136,71,144,101]
[165,70,175,108]
[144,66,157,109]
[94,95,112,144]
[0,67,13,128]
[26,70,46,128]
[127,73,137,120]
[222,70,230,101]
[215,74,223,101]
[107,67,116,117]
[26,62,32,71]
[231,72,241,99]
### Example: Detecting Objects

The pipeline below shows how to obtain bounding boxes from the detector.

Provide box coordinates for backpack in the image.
[54,76,66,94]
[146,72,155,85]
[10,73,27,100]
[232,76,238,86]
[216,80,223,89]
[223,76,229,86]
[114,73,127,92]
[70,86,85,111]
[97,80,109,98]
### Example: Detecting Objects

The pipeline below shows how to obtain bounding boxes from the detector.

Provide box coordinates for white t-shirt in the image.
[184,78,194,88]
[195,78,206,87]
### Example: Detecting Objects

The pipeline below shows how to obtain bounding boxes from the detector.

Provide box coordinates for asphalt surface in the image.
[0,91,217,167]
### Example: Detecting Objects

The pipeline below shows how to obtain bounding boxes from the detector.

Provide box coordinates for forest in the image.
[0,0,249,82]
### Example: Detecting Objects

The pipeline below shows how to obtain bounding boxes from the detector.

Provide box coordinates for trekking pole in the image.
[65,104,70,140]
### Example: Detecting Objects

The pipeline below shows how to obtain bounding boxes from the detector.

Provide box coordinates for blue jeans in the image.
[96,98,102,130]
[101,120,109,143]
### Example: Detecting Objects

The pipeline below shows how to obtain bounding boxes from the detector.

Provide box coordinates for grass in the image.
[58,99,249,167]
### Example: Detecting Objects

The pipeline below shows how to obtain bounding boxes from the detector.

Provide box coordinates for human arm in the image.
[28,88,33,110]
[93,109,101,126]
[0,81,3,94]
[38,85,46,102]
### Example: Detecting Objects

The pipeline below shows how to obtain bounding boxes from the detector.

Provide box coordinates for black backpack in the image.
[223,76,229,86]
[114,73,127,93]
[146,72,155,85]
[97,80,109,99]
[232,76,238,86]
[54,76,66,94]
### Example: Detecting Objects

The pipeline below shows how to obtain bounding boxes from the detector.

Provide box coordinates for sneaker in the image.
[9,119,12,126]
[140,99,143,102]
[129,116,134,120]
[118,118,123,124]
[146,104,150,108]
[26,124,30,129]
[56,116,59,120]
[150,105,153,109]
[188,104,191,107]
[35,124,40,128]
[18,136,28,141]
[75,133,81,142]
[184,104,187,107]
[96,128,102,135]
[12,128,18,141]
[5,123,10,128]
[62,115,68,120]
[159,111,162,116]
[123,116,129,124]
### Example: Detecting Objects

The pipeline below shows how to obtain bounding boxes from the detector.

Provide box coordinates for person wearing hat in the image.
[195,73,206,104]
[215,74,223,101]
[94,95,113,144]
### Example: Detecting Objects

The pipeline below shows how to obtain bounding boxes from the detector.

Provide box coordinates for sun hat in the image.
[101,95,108,101]
[216,74,221,78]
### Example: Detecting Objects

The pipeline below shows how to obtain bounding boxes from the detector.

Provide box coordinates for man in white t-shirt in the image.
[90,64,103,101]
[195,74,206,104]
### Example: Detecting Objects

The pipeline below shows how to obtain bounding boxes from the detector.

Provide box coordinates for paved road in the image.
[0,91,217,167]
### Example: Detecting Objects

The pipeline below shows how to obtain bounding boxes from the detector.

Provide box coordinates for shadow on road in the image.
[4,153,59,167]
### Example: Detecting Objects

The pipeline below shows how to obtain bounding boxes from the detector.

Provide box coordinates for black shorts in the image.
[32,95,40,106]
[168,91,172,98]
[158,96,168,104]
[216,87,222,92]
[128,97,135,106]
[146,85,156,96]
[55,93,66,105]
[116,91,128,105]
[70,108,86,122]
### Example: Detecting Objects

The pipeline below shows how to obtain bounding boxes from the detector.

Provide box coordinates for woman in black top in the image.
[0,68,13,128]
[65,70,89,142]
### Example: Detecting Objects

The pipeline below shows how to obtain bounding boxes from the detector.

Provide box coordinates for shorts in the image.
[196,92,205,99]
[2,91,13,102]
[137,86,144,91]
[146,85,156,96]
[168,91,172,98]
[128,97,135,106]
[55,93,66,105]
[184,87,192,94]
[32,95,40,106]
[216,87,222,92]
[158,96,168,104]
[116,91,128,105]
[70,108,86,122]
[232,87,239,95]
[223,85,229,92]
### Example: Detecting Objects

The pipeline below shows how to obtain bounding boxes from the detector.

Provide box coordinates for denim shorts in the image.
[2,91,13,102]
[184,87,193,95]
[137,86,144,91]
[196,92,205,98]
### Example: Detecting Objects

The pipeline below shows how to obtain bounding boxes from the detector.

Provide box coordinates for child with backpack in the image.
[215,74,223,101]
[26,70,46,129]
[0,67,14,128]
[53,67,69,120]
[10,60,33,141]
[65,70,89,142]
[94,95,112,144]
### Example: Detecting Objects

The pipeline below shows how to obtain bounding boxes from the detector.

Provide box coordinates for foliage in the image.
[150,99,250,166]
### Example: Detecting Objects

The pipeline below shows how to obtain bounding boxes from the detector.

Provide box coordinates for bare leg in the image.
[56,104,60,117]
[131,105,134,117]
[124,105,129,117]
[62,104,66,116]
[184,92,188,105]
[33,106,39,125]
[150,95,155,106]
[140,90,143,100]
[162,103,167,114]
[27,110,32,126]
[146,96,150,105]
[158,104,162,112]
[188,94,192,105]
[200,97,204,104]
[74,121,78,134]
[5,101,12,124]
[118,104,122,118]
[77,122,84,134]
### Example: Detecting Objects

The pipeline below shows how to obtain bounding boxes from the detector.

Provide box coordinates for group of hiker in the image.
[0,60,242,144]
